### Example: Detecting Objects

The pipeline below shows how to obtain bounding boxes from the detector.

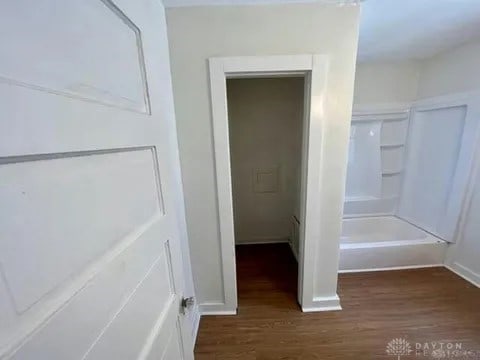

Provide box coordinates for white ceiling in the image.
[163,0,480,63]
[358,0,480,62]
[163,0,358,6]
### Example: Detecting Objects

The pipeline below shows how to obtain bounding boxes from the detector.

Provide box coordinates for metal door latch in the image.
[180,296,195,314]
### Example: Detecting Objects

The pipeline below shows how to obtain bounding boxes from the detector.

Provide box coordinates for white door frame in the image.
[209,55,330,313]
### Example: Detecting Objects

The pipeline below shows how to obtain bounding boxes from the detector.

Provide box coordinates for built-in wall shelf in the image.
[345,109,410,217]
[345,195,399,202]
[352,113,409,122]
[382,169,403,176]
[380,143,404,149]
[382,171,402,176]
[345,195,378,202]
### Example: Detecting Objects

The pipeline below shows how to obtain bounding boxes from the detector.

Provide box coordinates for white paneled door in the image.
[0,0,193,359]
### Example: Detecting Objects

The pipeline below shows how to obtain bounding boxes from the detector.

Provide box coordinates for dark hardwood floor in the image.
[194,243,480,359]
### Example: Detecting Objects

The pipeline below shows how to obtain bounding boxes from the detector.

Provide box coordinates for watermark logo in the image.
[386,338,413,359]
[385,338,480,359]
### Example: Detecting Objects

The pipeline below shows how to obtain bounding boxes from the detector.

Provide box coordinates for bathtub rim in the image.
[340,236,445,249]
[340,215,449,244]
[338,264,444,274]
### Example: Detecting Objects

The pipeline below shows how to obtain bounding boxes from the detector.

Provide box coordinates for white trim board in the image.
[209,54,341,314]
[199,302,237,315]
[302,295,342,312]
[445,263,480,288]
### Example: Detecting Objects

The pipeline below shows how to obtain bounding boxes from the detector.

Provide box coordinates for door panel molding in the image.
[0,0,193,358]
[0,0,150,113]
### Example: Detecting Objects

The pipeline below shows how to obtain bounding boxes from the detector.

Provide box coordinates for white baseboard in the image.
[339,264,444,274]
[201,310,237,315]
[199,302,237,315]
[302,295,342,312]
[445,263,480,288]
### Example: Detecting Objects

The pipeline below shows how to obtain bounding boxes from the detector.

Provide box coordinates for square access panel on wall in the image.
[253,166,279,193]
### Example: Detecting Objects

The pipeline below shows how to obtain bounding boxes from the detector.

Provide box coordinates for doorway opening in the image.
[226,77,305,309]
[209,55,339,314]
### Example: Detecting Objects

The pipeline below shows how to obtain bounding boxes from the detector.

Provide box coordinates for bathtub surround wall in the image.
[349,39,480,286]
[341,100,452,272]
[399,100,479,243]
[342,92,480,271]
[166,4,360,310]
[347,61,421,217]
[417,40,480,287]
[344,108,410,216]
[227,78,304,245]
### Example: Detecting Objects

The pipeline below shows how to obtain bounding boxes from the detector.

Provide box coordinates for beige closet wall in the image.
[227,77,304,244]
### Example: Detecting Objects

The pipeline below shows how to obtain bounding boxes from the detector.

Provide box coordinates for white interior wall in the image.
[352,39,480,105]
[166,3,360,308]
[353,61,420,106]
[227,77,303,245]
[417,40,480,99]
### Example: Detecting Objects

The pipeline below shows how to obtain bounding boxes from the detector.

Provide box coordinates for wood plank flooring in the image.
[194,243,480,359]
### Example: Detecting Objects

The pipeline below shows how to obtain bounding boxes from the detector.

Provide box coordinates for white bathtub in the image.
[339,216,447,272]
